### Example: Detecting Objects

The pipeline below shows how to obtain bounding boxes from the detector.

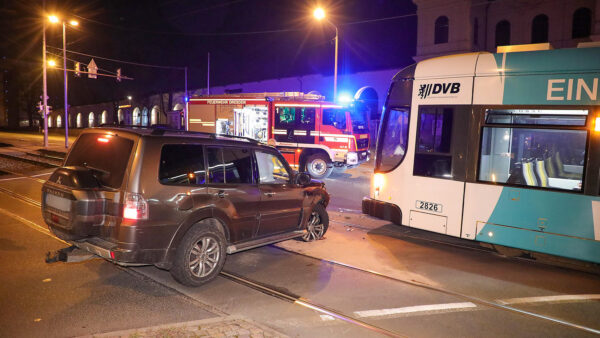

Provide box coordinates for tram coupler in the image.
[45,245,96,264]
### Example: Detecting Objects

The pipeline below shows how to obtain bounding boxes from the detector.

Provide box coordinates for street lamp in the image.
[314,7,339,101]
[48,16,79,148]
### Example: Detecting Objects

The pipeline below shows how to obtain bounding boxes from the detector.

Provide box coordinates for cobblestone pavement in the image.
[85,316,288,338]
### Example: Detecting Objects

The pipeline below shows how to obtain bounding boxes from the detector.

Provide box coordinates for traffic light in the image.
[46,106,52,116]
[116,68,121,82]
[37,101,43,113]
[74,62,81,77]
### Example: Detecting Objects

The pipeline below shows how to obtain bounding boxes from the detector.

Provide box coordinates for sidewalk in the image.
[84,316,288,338]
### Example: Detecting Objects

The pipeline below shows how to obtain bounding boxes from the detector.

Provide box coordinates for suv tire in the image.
[302,203,329,241]
[170,222,227,287]
[306,153,333,179]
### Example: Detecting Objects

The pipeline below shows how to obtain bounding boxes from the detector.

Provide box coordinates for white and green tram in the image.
[363,45,600,264]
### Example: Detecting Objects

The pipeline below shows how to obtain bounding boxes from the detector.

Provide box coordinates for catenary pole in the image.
[63,21,69,148]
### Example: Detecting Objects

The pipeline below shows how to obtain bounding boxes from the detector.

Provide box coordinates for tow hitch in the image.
[45,245,97,263]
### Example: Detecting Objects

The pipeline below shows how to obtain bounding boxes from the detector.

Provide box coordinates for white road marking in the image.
[354,302,477,318]
[320,315,335,321]
[497,294,600,305]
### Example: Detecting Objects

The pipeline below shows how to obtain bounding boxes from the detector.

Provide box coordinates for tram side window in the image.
[377,108,409,172]
[413,107,454,178]
[478,127,586,191]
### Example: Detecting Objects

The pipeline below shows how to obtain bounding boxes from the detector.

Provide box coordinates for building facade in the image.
[413,0,600,61]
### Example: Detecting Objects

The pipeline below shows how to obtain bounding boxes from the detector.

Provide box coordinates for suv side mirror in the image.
[294,172,312,186]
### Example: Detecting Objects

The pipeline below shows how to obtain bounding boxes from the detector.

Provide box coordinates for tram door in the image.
[407,106,469,237]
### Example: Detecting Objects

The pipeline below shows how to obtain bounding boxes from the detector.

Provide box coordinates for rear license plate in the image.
[45,194,71,212]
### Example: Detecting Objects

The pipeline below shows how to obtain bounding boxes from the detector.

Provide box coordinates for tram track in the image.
[0,170,599,336]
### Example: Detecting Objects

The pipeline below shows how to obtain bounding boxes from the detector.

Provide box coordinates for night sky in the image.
[1,0,416,108]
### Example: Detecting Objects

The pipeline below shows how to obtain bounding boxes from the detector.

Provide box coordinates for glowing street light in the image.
[313,8,325,20]
[48,15,59,23]
[313,7,339,100]
[47,59,56,67]
[69,20,79,26]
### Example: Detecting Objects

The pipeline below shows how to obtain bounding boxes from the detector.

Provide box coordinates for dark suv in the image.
[41,127,329,286]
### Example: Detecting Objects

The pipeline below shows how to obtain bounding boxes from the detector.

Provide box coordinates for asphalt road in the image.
[1,132,600,337]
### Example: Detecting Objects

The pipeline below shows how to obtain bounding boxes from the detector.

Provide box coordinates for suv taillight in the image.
[123,192,148,220]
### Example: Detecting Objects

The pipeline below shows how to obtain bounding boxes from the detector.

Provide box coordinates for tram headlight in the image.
[373,173,384,198]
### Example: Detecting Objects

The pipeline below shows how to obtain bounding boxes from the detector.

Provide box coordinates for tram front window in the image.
[377,108,409,172]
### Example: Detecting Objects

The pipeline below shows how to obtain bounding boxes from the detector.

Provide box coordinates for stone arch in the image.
[141,107,149,126]
[132,107,141,125]
[88,112,95,127]
[77,113,82,128]
[354,86,379,121]
[151,105,160,125]
[101,110,107,125]
[56,115,62,128]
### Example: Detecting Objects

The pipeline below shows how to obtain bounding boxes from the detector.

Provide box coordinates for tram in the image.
[362,44,600,264]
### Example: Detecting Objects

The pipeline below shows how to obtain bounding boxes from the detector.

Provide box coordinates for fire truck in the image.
[187,92,370,178]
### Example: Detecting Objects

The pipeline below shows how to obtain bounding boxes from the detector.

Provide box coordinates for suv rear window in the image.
[65,133,134,188]
[159,144,206,185]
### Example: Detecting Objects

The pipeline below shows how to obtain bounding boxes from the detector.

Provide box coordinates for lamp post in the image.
[49,15,78,148]
[314,7,339,101]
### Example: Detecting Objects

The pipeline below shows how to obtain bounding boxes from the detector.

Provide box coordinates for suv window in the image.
[207,147,254,184]
[159,144,206,185]
[255,151,290,183]
[65,133,134,188]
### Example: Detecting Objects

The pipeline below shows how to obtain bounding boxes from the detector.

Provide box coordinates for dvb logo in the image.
[418,83,461,99]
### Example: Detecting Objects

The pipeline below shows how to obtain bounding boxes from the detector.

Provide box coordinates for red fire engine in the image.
[187,92,370,178]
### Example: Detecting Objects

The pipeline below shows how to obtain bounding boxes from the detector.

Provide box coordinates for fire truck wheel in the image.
[306,153,333,179]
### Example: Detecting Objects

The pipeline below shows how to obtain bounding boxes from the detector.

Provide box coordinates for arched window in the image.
[117,109,123,123]
[531,14,549,43]
[572,7,592,39]
[473,18,479,46]
[434,16,449,44]
[101,110,107,124]
[151,106,159,125]
[495,20,511,47]
[76,113,82,128]
[141,107,149,126]
[48,116,52,128]
[132,107,141,125]
[88,112,95,127]
[56,115,62,128]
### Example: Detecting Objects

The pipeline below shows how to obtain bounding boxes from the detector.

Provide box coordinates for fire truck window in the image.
[255,151,290,184]
[323,108,347,130]
[275,107,296,128]
[300,108,316,127]
[208,147,254,184]
[159,144,206,185]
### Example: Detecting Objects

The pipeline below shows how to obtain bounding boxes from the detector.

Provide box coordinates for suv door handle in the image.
[216,190,228,198]
[264,192,276,197]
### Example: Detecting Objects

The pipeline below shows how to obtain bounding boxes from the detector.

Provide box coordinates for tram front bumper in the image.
[362,197,402,225]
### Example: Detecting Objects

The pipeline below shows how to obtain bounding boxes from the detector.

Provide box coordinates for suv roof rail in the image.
[149,126,260,144]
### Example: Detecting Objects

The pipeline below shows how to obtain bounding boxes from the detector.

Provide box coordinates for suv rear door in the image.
[255,149,304,236]
[206,146,260,243]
